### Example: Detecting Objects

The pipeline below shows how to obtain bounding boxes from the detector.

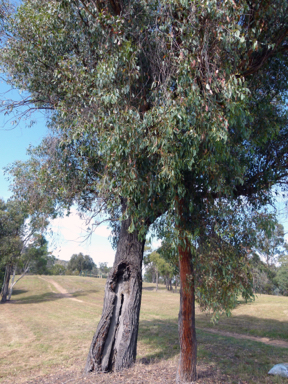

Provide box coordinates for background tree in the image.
[253,223,286,269]
[24,235,50,274]
[67,253,95,274]
[7,234,51,300]
[0,199,28,303]
[98,262,111,277]
[276,254,288,295]
[0,198,48,303]
[144,249,175,291]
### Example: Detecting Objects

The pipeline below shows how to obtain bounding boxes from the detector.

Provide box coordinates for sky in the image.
[0,81,116,266]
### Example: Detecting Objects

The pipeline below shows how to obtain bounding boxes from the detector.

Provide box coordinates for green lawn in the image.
[0,276,287,383]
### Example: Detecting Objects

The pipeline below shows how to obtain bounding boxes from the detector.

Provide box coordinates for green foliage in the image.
[275,265,288,295]
[1,0,288,318]
[23,234,51,275]
[253,223,286,268]
[0,0,13,43]
[49,264,66,275]
[67,253,95,274]
[98,262,111,276]
[0,198,28,272]
[144,248,176,289]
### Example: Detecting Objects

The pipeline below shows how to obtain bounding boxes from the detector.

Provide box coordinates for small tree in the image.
[98,262,111,277]
[67,253,95,274]
[0,199,27,303]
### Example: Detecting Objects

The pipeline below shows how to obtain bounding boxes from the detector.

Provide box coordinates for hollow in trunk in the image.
[85,215,145,373]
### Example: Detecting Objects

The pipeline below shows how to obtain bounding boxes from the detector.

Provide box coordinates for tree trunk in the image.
[176,236,197,383]
[7,263,30,301]
[8,266,16,301]
[155,270,159,291]
[85,213,145,373]
[176,197,197,383]
[1,264,12,304]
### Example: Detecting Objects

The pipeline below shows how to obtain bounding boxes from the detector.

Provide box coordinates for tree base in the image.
[85,210,145,373]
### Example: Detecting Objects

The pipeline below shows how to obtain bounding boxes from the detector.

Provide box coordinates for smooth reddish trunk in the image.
[176,199,197,383]
[177,238,197,383]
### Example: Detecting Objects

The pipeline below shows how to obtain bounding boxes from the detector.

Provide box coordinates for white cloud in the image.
[46,209,115,266]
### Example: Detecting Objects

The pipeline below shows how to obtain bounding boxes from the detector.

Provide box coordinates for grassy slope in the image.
[0,276,288,384]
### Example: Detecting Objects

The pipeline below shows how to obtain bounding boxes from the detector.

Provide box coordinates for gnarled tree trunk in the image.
[1,264,12,304]
[85,214,145,373]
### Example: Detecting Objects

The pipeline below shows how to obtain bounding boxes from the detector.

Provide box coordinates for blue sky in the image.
[0,81,116,266]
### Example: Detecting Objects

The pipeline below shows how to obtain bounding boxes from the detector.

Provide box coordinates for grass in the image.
[196,294,288,341]
[0,276,288,383]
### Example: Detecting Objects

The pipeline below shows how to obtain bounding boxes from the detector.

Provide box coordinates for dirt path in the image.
[199,327,288,348]
[38,276,84,303]
[38,276,288,349]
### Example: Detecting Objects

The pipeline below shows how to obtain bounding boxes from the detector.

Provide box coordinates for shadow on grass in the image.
[10,289,99,304]
[138,318,288,382]
[138,319,179,361]
[11,289,28,296]
[196,312,288,341]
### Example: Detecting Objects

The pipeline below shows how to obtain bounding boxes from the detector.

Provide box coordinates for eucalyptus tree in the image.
[1,0,165,370]
[0,198,45,303]
[8,233,50,299]
[67,253,95,273]
[6,133,161,372]
[2,0,288,382]
[0,199,26,303]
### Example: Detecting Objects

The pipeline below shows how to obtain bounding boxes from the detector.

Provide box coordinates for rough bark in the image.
[85,214,145,373]
[1,264,12,304]
[176,236,197,383]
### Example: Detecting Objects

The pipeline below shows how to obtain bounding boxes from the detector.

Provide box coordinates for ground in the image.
[1,276,288,384]
[20,360,229,384]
